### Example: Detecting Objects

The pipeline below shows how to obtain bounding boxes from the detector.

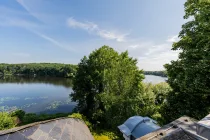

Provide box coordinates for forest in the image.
[0,63,77,78]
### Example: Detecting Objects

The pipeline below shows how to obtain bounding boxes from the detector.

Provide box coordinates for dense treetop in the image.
[162,0,210,122]
[71,46,160,129]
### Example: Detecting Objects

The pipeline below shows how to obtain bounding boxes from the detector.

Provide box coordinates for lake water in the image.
[0,76,76,114]
[0,75,166,113]
[143,75,167,84]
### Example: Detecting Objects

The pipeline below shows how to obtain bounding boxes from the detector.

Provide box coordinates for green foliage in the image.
[71,46,121,119]
[199,0,210,3]
[152,82,172,105]
[93,131,120,140]
[94,135,110,140]
[68,113,92,130]
[162,0,210,122]
[0,63,77,78]
[71,46,150,129]
[0,112,16,130]
[144,71,167,77]
[21,112,70,124]
[11,110,25,120]
[0,110,70,129]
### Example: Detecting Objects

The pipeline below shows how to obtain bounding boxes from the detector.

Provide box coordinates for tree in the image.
[71,46,119,119]
[152,82,171,105]
[71,46,156,128]
[161,0,210,122]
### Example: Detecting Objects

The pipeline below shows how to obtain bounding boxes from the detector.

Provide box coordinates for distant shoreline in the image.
[144,71,167,77]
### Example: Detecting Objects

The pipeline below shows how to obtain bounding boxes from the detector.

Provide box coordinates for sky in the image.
[0,0,186,70]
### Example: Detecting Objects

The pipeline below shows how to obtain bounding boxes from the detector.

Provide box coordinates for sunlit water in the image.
[143,75,167,84]
[0,76,76,114]
[0,75,166,113]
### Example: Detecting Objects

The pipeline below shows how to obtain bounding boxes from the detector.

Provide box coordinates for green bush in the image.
[0,112,16,130]
[11,110,25,120]
[68,113,92,130]
[22,113,69,124]
[94,134,110,140]
[93,131,120,140]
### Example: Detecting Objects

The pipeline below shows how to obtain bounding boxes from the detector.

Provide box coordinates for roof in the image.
[118,116,160,138]
[197,114,210,128]
[196,114,210,139]
[138,116,207,140]
[0,118,94,140]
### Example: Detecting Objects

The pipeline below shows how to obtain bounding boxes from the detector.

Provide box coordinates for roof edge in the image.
[0,117,82,136]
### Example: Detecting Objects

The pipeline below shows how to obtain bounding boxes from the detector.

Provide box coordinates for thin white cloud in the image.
[30,30,63,48]
[16,0,29,11]
[16,0,43,22]
[0,5,76,53]
[167,35,179,43]
[98,37,179,71]
[67,18,128,42]
[0,16,70,52]
[128,44,139,49]
[28,29,77,52]
[4,1,180,70]
[0,17,38,28]
[67,18,98,30]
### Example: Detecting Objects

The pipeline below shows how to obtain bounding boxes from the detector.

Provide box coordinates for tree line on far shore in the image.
[0,63,77,78]
[0,63,167,78]
[144,71,167,77]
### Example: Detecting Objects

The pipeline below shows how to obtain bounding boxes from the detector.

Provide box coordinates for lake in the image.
[143,75,167,84]
[0,76,76,114]
[0,75,166,113]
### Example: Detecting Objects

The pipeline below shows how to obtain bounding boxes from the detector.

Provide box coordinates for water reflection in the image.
[0,76,76,114]
[0,76,73,88]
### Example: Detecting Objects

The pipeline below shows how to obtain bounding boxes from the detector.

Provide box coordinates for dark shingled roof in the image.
[137,116,207,140]
[0,118,94,140]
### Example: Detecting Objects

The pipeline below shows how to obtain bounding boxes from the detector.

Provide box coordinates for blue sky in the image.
[0,0,186,70]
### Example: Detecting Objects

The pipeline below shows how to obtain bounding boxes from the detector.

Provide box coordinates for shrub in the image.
[22,112,69,124]
[93,131,120,140]
[94,134,110,140]
[68,113,92,130]
[22,113,38,124]
[11,110,26,120]
[0,112,16,130]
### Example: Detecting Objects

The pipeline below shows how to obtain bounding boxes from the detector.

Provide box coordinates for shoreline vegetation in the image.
[0,63,77,78]
[144,71,167,77]
[0,63,166,78]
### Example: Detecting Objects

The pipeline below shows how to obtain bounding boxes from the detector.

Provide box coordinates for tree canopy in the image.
[71,46,158,128]
[161,0,210,122]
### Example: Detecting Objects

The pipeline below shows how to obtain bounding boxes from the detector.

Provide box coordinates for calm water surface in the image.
[0,76,76,113]
[143,75,167,84]
[0,75,166,113]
